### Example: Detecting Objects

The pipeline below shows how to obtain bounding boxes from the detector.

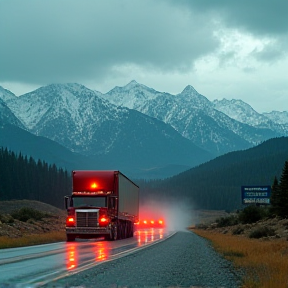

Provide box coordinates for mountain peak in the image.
[181,85,198,94]
[127,80,138,86]
[123,80,150,91]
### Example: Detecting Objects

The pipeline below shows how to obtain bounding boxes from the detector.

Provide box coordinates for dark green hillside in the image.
[0,147,71,208]
[139,137,288,211]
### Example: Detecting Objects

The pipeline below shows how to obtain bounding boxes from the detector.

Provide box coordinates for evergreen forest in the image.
[0,147,71,209]
[137,137,288,211]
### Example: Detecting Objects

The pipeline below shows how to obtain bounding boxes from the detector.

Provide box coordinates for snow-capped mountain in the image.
[102,81,284,155]
[5,83,127,154]
[213,99,287,134]
[263,111,288,125]
[1,83,212,178]
[1,81,286,178]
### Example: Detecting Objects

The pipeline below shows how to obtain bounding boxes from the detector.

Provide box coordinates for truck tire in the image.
[66,234,75,242]
[112,224,118,241]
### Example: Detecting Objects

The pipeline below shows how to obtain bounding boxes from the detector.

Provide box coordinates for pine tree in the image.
[278,161,288,218]
[270,176,280,216]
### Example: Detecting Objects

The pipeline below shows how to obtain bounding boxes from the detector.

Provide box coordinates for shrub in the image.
[0,213,14,224]
[11,207,50,222]
[238,206,268,224]
[232,226,244,235]
[216,215,239,227]
[249,226,275,239]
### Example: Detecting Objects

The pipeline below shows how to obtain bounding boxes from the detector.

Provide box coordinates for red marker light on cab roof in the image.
[91,182,98,189]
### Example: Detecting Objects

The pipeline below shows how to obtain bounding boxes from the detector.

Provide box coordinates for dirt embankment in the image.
[0,200,66,238]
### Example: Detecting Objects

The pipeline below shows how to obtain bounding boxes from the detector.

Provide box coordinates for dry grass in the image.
[194,229,288,288]
[0,231,66,249]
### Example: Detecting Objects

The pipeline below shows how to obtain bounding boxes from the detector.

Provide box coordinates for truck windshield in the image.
[73,197,106,208]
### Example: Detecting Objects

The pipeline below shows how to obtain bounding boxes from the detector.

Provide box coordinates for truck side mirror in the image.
[64,196,71,210]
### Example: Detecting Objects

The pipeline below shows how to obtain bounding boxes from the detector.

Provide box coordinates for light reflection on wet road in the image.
[0,228,171,286]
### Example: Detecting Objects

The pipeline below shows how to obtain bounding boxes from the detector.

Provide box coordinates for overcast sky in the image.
[1,0,287,113]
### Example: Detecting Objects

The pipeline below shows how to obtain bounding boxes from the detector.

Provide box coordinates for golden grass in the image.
[0,231,66,249]
[194,229,288,288]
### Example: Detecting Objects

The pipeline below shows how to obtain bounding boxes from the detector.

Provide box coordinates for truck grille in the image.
[76,210,98,227]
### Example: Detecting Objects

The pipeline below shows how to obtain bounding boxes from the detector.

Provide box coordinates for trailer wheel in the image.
[66,234,75,242]
[130,222,134,237]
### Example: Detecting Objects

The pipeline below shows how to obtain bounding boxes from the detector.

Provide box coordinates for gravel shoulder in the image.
[45,231,243,288]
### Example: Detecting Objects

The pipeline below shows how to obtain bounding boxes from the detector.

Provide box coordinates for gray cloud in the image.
[0,0,218,85]
[253,43,287,62]
[0,0,287,113]
[170,0,288,36]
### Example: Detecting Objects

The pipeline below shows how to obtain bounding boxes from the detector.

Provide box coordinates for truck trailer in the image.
[65,170,139,241]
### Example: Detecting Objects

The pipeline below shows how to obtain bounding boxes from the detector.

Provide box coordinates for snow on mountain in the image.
[213,99,287,135]
[0,98,25,128]
[103,83,282,155]
[213,99,263,125]
[5,83,128,154]
[5,83,111,131]
[1,83,212,177]
[1,81,286,175]
[263,111,288,125]
[0,86,16,102]
[102,80,172,109]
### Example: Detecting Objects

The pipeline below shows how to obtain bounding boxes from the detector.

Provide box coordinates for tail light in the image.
[66,216,75,227]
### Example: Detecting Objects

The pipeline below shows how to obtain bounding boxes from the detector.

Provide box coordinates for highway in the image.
[0,228,173,287]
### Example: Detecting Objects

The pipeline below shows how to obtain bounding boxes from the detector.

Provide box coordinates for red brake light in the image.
[150,220,154,224]
[158,220,163,225]
[143,220,147,224]
[66,216,75,227]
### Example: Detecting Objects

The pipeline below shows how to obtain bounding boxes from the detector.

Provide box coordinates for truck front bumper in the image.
[66,227,110,235]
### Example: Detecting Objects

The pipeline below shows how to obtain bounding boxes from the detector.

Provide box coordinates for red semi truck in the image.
[65,170,139,241]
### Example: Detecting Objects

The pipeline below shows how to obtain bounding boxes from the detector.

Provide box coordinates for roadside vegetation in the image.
[0,232,66,249]
[194,229,288,288]
[194,160,288,287]
[0,207,66,249]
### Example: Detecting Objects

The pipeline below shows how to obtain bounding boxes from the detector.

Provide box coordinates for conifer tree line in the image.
[270,160,288,218]
[0,147,71,209]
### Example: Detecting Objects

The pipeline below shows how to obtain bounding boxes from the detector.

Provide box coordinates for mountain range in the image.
[0,82,287,179]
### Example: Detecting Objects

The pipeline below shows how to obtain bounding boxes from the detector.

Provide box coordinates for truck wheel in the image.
[66,234,75,242]
[112,224,118,241]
